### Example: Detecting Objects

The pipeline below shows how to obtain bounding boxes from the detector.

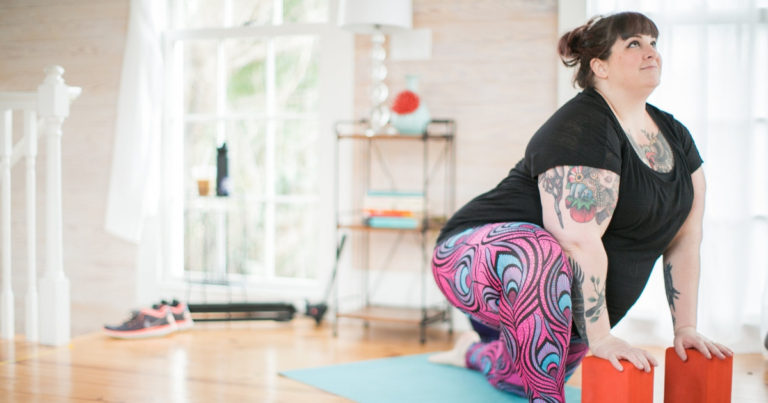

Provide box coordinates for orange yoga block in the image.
[581,356,654,403]
[664,347,733,403]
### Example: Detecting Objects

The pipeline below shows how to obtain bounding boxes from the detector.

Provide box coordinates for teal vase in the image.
[390,75,431,135]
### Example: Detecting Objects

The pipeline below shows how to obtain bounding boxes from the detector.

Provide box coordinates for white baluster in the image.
[0,109,13,340]
[37,65,76,346]
[24,110,38,342]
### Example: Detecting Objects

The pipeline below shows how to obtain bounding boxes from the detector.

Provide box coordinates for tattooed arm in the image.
[539,165,617,339]
[539,165,657,372]
[663,167,733,361]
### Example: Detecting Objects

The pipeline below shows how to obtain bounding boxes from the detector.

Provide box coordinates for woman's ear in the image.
[590,58,608,79]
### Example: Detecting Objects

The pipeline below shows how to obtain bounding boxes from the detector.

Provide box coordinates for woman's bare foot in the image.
[428,332,480,368]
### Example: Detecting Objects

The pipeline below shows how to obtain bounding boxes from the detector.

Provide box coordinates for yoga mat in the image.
[281,353,581,402]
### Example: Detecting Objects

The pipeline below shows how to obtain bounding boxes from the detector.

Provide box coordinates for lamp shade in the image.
[338,0,413,34]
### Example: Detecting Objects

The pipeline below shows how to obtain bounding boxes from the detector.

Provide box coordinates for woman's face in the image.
[603,34,662,91]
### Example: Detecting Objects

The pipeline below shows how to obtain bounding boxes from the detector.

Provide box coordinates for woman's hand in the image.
[589,334,659,372]
[673,326,734,361]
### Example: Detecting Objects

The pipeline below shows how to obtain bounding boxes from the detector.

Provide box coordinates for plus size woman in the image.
[429,11,733,403]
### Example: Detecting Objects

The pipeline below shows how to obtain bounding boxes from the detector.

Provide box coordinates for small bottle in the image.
[216,142,230,196]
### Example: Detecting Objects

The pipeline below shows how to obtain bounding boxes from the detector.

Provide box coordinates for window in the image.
[162,0,349,295]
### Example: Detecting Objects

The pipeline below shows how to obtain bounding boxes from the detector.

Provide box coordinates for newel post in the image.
[37,65,80,346]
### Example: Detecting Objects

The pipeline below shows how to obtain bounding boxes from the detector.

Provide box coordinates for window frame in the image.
[154,0,353,302]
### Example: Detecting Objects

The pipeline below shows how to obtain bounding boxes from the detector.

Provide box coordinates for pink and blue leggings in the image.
[432,222,588,403]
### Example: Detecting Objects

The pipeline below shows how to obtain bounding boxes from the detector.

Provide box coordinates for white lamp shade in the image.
[338,0,413,34]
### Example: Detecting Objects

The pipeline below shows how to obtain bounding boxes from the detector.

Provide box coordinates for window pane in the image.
[706,24,751,120]
[179,0,225,29]
[588,0,663,14]
[184,208,218,273]
[275,36,319,114]
[751,122,768,216]
[275,202,318,278]
[185,122,218,198]
[276,119,319,195]
[283,0,328,23]
[664,0,704,13]
[225,38,268,114]
[756,25,767,118]
[231,0,273,26]
[708,0,754,11]
[184,40,218,114]
[230,201,266,276]
[185,202,266,277]
[227,120,267,197]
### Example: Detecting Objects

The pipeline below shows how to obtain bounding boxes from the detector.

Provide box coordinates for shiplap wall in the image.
[0,0,133,336]
[0,0,560,335]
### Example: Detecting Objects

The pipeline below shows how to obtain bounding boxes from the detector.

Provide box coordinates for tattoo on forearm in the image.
[564,166,619,225]
[569,258,588,343]
[585,275,606,323]
[663,263,680,325]
[569,258,607,345]
[539,167,565,228]
[627,129,674,173]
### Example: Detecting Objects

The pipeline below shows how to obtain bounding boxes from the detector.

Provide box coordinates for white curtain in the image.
[588,0,768,353]
[105,0,166,243]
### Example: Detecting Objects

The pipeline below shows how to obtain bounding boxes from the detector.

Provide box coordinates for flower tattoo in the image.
[564,166,619,225]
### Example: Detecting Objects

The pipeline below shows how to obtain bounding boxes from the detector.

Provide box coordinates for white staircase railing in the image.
[0,65,81,346]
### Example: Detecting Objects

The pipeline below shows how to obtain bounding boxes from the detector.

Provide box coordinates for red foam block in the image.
[664,347,732,403]
[582,356,654,403]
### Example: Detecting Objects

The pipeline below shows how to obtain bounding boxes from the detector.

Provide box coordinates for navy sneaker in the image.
[103,305,178,339]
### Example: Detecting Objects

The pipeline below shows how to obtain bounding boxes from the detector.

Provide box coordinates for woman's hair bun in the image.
[557,17,598,68]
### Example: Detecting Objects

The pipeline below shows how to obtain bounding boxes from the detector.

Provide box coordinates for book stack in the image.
[363,191,424,229]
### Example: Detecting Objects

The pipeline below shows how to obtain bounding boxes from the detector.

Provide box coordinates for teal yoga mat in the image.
[281,353,581,402]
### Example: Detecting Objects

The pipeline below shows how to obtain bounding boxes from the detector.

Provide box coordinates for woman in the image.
[429,11,733,402]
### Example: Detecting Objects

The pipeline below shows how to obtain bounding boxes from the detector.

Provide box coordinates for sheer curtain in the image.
[105,0,166,243]
[586,0,768,352]
[105,0,168,305]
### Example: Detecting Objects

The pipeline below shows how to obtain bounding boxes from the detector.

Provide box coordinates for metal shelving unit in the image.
[332,119,456,343]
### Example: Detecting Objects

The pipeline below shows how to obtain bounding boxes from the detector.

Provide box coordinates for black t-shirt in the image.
[437,87,703,327]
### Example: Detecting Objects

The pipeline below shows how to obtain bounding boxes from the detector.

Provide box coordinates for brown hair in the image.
[558,12,659,89]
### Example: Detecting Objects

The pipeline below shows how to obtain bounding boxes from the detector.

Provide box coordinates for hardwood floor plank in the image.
[0,319,765,402]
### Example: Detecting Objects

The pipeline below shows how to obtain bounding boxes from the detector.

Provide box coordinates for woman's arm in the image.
[663,167,733,360]
[539,165,657,372]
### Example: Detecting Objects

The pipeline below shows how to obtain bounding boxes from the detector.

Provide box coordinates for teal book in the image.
[366,217,419,229]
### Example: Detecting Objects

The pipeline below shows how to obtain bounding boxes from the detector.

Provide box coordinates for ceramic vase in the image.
[390,75,431,135]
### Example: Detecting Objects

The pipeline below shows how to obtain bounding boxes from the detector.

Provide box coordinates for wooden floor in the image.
[1,318,766,402]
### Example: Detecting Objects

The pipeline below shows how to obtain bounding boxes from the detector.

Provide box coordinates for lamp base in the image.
[367,31,391,135]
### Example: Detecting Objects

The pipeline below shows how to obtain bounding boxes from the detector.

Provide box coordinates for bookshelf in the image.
[333,119,456,343]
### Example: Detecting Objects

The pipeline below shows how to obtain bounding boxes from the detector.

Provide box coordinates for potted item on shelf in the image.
[390,75,431,135]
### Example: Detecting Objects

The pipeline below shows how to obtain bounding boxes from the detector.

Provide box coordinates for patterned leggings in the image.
[432,222,588,403]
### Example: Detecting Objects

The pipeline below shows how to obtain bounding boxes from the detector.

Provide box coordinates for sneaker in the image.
[162,299,194,331]
[103,305,178,339]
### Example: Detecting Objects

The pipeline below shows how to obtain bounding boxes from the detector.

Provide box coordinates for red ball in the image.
[391,90,420,114]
